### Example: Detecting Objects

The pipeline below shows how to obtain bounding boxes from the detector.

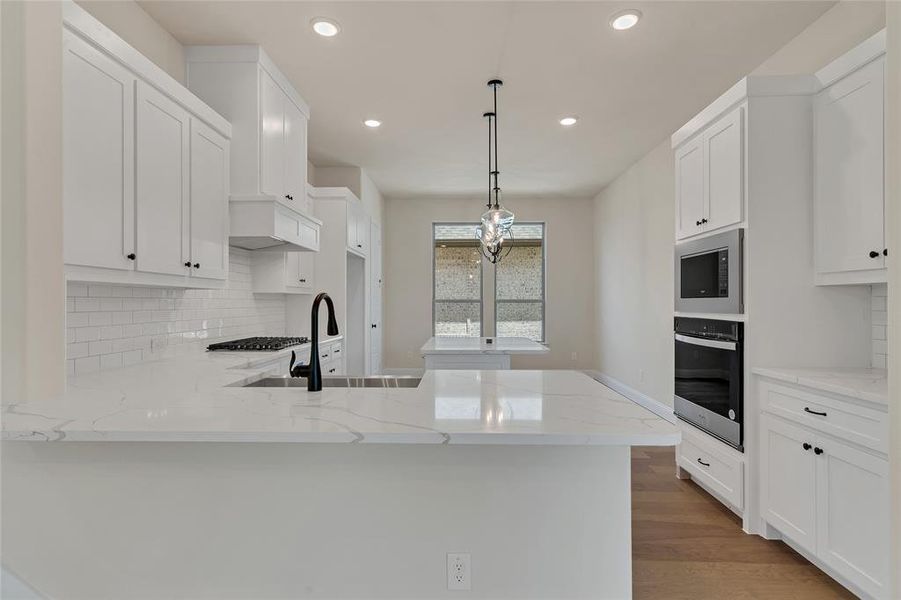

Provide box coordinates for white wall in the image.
[75,0,186,84]
[885,2,900,596]
[1,1,65,405]
[312,166,384,224]
[383,196,596,370]
[593,141,674,406]
[592,1,887,405]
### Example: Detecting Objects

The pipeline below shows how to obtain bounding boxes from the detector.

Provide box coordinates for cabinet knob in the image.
[184,261,192,267]
[299,278,306,283]
[127,253,136,260]
[193,263,200,269]
[869,250,880,258]
[371,323,377,329]
[329,368,336,373]
[696,220,701,226]
[285,194,294,201]
[701,218,708,224]
[814,447,824,455]
[883,248,888,257]
[357,244,363,248]
[802,442,812,451]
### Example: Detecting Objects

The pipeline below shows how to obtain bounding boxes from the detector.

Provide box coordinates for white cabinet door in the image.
[675,138,705,240]
[369,223,383,374]
[814,56,885,275]
[355,209,370,256]
[189,118,229,281]
[760,416,818,554]
[285,252,315,293]
[704,107,743,232]
[63,30,136,271]
[283,99,307,204]
[815,437,889,599]
[346,203,359,250]
[259,69,285,199]
[135,81,190,277]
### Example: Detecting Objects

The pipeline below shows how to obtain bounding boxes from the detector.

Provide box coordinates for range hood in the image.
[229,196,320,252]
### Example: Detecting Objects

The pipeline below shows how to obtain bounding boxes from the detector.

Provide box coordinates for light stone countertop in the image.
[420,336,550,355]
[3,344,677,445]
[752,367,888,406]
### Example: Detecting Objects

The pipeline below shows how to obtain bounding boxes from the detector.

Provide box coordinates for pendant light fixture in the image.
[476,79,514,264]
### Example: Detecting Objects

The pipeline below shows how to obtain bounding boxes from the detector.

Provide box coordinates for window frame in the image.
[493,222,546,343]
[431,222,484,338]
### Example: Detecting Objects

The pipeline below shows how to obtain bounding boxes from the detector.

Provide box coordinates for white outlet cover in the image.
[446,553,471,591]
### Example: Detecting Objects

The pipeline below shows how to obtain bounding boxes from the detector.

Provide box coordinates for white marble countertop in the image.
[753,367,887,406]
[420,336,550,355]
[3,345,677,445]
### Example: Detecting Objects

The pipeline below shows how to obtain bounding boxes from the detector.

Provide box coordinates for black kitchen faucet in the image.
[289,292,339,391]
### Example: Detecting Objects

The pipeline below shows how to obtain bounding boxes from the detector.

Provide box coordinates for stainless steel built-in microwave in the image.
[674,229,743,314]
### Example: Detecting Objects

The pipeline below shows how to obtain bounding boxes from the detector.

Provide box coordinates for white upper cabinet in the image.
[260,69,286,199]
[185,46,310,206]
[62,4,231,288]
[704,107,744,232]
[189,119,230,281]
[675,138,705,239]
[674,105,744,240]
[347,200,370,256]
[814,36,886,285]
[62,29,135,272]
[135,81,190,278]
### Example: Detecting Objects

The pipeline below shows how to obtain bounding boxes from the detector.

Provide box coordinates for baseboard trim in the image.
[583,371,676,424]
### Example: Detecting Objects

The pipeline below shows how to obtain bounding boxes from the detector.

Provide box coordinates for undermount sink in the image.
[244,376,422,389]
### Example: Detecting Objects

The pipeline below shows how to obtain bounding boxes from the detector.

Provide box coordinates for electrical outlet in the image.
[446,553,471,591]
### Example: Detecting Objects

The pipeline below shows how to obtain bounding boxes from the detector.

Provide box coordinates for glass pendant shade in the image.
[480,205,514,237]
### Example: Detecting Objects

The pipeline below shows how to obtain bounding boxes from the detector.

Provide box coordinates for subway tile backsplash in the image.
[871,283,888,369]
[66,249,286,375]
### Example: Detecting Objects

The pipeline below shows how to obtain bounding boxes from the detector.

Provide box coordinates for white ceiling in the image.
[139,1,835,199]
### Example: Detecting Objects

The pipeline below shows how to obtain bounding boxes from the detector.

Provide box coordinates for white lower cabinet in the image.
[675,421,744,512]
[759,381,889,599]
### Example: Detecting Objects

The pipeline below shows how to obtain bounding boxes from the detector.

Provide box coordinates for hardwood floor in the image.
[631,446,856,600]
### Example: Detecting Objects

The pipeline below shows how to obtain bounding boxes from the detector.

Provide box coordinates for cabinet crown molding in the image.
[815,29,886,89]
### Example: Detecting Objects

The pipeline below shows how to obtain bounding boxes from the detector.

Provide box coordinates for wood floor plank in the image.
[632,447,854,599]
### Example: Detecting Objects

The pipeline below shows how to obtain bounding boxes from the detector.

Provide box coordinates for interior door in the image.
[135,81,190,277]
[259,68,285,198]
[760,415,817,554]
[63,30,136,271]
[283,100,307,204]
[189,118,229,281]
[814,56,885,274]
[369,223,383,374]
[675,138,705,240]
[704,106,743,232]
[815,436,889,599]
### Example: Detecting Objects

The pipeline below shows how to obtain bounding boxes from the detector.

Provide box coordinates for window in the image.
[433,224,482,337]
[495,223,545,342]
[432,222,546,342]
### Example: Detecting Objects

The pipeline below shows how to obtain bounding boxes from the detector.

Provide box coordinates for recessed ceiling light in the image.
[609,9,641,31]
[363,119,381,128]
[559,116,578,127]
[311,17,340,37]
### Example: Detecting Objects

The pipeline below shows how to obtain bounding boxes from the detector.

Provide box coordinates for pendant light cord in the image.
[493,82,500,209]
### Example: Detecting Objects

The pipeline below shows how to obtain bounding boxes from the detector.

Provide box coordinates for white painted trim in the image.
[671,75,818,148]
[584,371,676,423]
[816,29,887,89]
[308,186,362,203]
[62,1,231,137]
[184,44,310,118]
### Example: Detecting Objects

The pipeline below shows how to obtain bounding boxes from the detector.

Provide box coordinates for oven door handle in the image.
[674,333,737,351]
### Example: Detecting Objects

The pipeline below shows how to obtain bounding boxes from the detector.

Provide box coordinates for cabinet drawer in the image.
[678,428,744,509]
[761,381,887,454]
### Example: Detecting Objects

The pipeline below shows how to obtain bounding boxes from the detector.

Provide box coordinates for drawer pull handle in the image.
[804,407,827,417]
[802,442,812,451]
[697,458,710,467]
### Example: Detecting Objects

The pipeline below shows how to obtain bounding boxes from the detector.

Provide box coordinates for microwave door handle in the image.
[674,333,737,351]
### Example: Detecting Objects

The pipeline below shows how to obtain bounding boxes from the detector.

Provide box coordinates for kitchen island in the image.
[420,335,549,369]
[3,350,677,599]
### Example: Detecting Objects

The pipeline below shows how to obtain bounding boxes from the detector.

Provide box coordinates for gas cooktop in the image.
[207,337,310,352]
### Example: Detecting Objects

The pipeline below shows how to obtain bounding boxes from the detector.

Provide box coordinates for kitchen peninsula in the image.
[2,350,677,599]
[420,335,550,369]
